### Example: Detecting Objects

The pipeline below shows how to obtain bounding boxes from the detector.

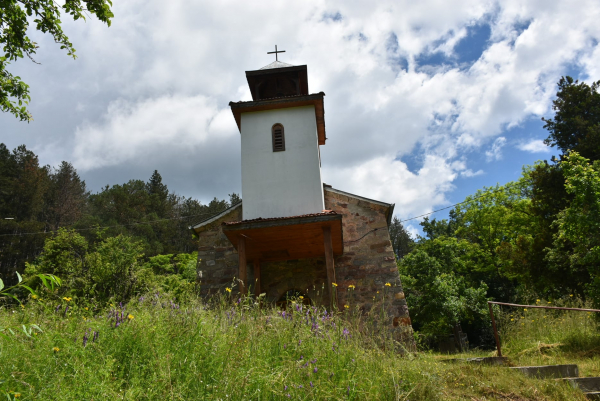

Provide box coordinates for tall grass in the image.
[0,292,589,400]
[497,297,600,376]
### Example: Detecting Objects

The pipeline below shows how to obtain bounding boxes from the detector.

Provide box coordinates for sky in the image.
[1,0,600,235]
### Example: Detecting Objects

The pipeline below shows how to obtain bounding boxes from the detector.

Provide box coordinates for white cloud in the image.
[2,0,600,216]
[323,155,458,218]
[461,169,485,177]
[485,137,507,161]
[517,139,551,153]
[72,95,236,170]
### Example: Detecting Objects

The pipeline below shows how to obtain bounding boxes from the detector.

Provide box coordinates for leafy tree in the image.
[1,0,114,121]
[419,210,462,240]
[388,216,414,259]
[547,152,600,304]
[398,237,490,347]
[543,76,600,161]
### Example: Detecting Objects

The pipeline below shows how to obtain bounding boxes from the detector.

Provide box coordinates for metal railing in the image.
[487,301,600,357]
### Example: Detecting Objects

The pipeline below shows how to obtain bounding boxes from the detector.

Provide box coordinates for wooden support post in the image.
[254,259,261,297]
[238,236,247,295]
[323,226,337,309]
[488,302,502,357]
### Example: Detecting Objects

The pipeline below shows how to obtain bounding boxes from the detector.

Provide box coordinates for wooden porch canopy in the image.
[222,212,343,261]
[222,211,343,304]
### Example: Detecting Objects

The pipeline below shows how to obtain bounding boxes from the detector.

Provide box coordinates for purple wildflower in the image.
[303,362,309,368]
[298,385,303,389]
[299,355,303,360]
[55,304,62,313]
[63,305,69,317]
[284,385,288,391]
[119,302,123,308]
[347,386,350,396]
[298,339,302,346]
[286,394,290,398]
[284,344,287,349]
[313,367,318,373]
[82,332,88,347]
[310,359,317,364]
[93,331,99,342]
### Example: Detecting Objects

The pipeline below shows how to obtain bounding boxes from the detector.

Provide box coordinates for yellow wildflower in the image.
[348,284,356,289]
[62,297,72,302]
[344,305,349,309]
[32,294,38,299]
[85,307,88,310]
[83,317,87,321]
[299,296,304,300]
[128,314,134,320]
[225,287,232,293]
[570,294,574,297]
[53,347,60,352]
[536,299,540,303]
[332,283,338,287]
[385,283,391,287]
[510,318,514,321]
[14,393,21,398]
[547,301,551,304]
[524,308,527,311]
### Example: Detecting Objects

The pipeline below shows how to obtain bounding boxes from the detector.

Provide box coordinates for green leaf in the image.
[20,285,36,295]
[16,271,22,283]
[0,278,4,292]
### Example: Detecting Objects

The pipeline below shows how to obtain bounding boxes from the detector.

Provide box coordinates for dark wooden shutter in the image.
[272,124,285,152]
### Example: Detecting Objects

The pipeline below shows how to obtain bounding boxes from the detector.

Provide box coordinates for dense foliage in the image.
[397,76,600,348]
[0,292,592,400]
[0,143,238,286]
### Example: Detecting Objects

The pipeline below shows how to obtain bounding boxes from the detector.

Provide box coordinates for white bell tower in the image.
[229,49,327,220]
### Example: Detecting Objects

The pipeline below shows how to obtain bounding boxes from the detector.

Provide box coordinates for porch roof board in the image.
[222,213,343,262]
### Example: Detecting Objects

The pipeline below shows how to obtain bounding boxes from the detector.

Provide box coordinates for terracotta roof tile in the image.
[222,210,337,226]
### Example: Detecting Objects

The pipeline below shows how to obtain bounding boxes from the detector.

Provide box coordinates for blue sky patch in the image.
[454,23,491,63]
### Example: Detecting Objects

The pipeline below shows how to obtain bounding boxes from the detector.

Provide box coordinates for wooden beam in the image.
[254,259,261,297]
[323,226,337,309]
[238,236,247,295]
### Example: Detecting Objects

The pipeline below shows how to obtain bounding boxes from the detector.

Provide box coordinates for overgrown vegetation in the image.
[395,76,600,347]
[0,290,593,400]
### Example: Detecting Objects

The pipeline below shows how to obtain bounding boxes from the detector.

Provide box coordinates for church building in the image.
[192,50,414,348]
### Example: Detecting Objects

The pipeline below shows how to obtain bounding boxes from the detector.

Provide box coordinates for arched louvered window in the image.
[272,124,285,152]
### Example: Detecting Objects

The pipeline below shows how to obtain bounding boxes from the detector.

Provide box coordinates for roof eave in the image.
[229,93,326,145]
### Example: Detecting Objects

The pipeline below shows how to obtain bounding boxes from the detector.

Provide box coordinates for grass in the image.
[496,297,600,377]
[0,292,596,400]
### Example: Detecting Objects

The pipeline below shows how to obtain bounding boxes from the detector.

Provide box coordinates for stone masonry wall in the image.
[196,205,243,296]
[195,190,414,349]
[324,189,414,348]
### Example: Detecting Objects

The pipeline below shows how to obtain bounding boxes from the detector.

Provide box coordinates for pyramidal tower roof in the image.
[259,60,294,70]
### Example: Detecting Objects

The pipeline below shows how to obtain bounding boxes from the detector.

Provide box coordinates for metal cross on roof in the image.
[267,45,286,61]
